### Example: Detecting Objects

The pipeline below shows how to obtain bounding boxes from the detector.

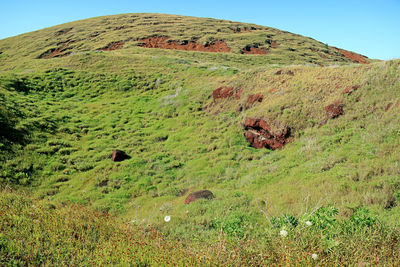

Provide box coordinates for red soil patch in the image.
[244,118,291,150]
[335,48,369,64]
[343,85,360,95]
[140,36,231,53]
[247,93,264,106]
[38,43,72,59]
[325,101,344,119]
[99,41,124,51]
[184,190,214,204]
[212,86,234,100]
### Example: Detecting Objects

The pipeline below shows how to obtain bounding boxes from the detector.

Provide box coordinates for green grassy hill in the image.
[1,13,399,265]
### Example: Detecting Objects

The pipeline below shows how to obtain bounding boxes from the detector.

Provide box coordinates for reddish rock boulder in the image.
[324,101,344,119]
[184,190,214,204]
[247,93,264,106]
[112,149,130,162]
[212,86,234,100]
[243,118,290,150]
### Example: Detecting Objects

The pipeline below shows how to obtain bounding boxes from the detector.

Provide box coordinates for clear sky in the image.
[1,0,399,60]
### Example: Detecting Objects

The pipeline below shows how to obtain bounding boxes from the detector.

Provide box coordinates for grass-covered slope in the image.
[0,13,399,265]
[0,13,372,72]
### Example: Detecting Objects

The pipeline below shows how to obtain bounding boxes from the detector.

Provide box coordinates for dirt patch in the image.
[99,41,124,51]
[212,86,234,100]
[241,44,267,55]
[243,118,291,150]
[343,85,360,95]
[184,190,214,204]
[140,36,231,53]
[325,101,344,119]
[55,27,73,36]
[37,44,72,59]
[247,93,264,106]
[335,48,369,64]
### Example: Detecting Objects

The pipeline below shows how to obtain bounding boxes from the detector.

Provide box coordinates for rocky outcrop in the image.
[140,36,231,53]
[184,190,214,204]
[247,93,264,106]
[212,86,234,100]
[244,118,291,150]
[112,149,130,162]
[324,101,344,119]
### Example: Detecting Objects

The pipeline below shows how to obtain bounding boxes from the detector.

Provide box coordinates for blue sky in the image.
[1,0,399,60]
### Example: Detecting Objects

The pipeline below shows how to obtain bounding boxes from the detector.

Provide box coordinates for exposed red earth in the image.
[325,101,344,119]
[184,190,214,204]
[140,36,231,53]
[99,41,124,51]
[243,118,291,150]
[212,86,234,100]
[38,43,72,59]
[336,48,369,64]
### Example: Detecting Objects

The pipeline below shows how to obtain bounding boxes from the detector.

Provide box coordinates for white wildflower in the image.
[164,215,171,222]
[312,253,318,260]
[306,221,312,226]
[280,229,288,237]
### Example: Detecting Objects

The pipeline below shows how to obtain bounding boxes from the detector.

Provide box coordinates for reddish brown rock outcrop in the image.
[324,101,344,119]
[212,86,234,100]
[112,149,130,162]
[244,118,291,150]
[247,93,264,106]
[184,190,214,204]
[140,36,231,53]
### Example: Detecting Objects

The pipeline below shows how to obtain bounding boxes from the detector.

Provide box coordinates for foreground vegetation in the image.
[1,188,399,265]
[1,13,399,265]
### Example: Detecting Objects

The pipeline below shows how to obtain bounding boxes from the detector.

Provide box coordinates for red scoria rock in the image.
[243,118,290,150]
[247,93,264,106]
[212,86,234,100]
[324,101,344,119]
